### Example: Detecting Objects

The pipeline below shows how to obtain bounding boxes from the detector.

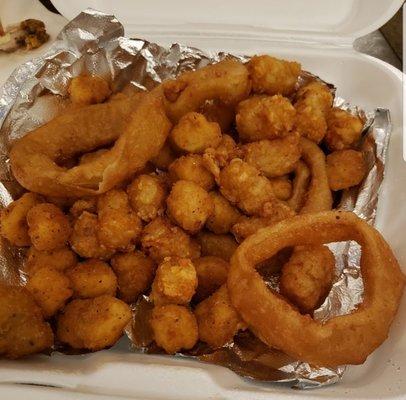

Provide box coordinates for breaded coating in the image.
[167,180,214,234]
[236,95,296,142]
[0,284,54,358]
[69,197,97,219]
[326,150,367,191]
[127,174,166,222]
[248,55,301,96]
[269,176,292,201]
[26,268,72,318]
[24,245,77,275]
[325,108,364,151]
[66,259,117,299]
[141,217,201,262]
[168,154,215,191]
[193,256,229,302]
[111,251,156,303]
[151,257,197,305]
[242,133,301,178]
[287,161,311,212]
[219,159,275,215]
[68,75,111,105]
[170,112,222,153]
[294,81,333,143]
[97,189,143,251]
[200,100,235,132]
[279,245,335,313]
[206,192,241,234]
[150,304,198,354]
[195,285,245,348]
[0,193,42,246]
[151,141,177,170]
[57,295,131,350]
[27,203,71,251]
[197,232,238,261]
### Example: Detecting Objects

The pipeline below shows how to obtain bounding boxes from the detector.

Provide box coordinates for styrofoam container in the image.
[0,1,405,398]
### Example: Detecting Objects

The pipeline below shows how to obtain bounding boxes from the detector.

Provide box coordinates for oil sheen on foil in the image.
[0,9,392,389]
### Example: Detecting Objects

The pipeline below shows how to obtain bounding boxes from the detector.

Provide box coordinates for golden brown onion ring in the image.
[287,161,310,212]
[228,211,405,366]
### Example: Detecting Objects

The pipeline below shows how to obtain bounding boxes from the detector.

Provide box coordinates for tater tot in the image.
[294,81,333,143]
[151,141,177,170]
[57,296,131,350]
[242,133,301,178]
[26,203,71,251]
[150,304,198,354]
[0,193,42,246]
[236,95,296,142]
[141,217,201,262]
[326,150,367,191]
[0,284,54,358]
[280,245,335,313]
[26,268,72,318]
[195,285,245,348]
[197,232,238,261]
[269,176,293,201]
[206,192,241,234]
[325,108,364,151]
[127,174,166,222]
[69,197,97,219]
[193,256,229,302]
[167,180,214,234]
[170,112,222,153]
[68,75,111,105]
[168,154,215,191]
[248,55,301,96]
[66,259,117,299]
[111,251,156,303]
[200,100,235,132]
[151,257,197,305]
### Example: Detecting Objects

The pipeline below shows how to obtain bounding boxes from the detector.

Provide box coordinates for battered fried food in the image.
[248,55,301,96]
[287,161,310,212]
[151,141,177,170]
[242,133,301,178]
[26,268,72,318]
[151,257,197,305]
[150,304,198,354]
[200,100,235,132]
[166,180,214,234]
[141,217,201,262]
[197,232,238,261]
[0,284,54,358]
[236,95,296,142]
[206,192,241,234]
[325,108,364,151]
[326,149,367,191]
[27,203,71,251]
[170,112,222,153]
[68,75,111,105]
[111,251,156,303]
[0,193,43,246]
[279,245,335,314]
[269,176,292,201]
[195,285,245,348]
[127,174,166,222]
[228,211,405,366]
[69,197,97,219]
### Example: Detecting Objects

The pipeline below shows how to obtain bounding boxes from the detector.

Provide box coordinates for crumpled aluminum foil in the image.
[0,8,392,389]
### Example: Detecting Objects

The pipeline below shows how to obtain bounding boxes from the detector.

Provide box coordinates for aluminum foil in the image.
[0,9,393,390]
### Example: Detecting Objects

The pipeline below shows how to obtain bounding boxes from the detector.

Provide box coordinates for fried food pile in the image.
[0,56,404,368]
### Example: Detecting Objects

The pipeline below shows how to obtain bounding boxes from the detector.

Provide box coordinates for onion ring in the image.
[228,211,405,366]
[287,160,310,212]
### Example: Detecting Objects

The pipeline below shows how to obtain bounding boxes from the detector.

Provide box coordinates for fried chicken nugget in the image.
[170,112,222,153]
[0,284,54,358]
[127,174,167,222]
[27,203,71,251]
[141,217,201,262]
[206,191,241,234]
[68,75,111,105]
[200,100,235,132]
[26,268,72,318]
[150,304,198,354]
[195,285,245,348]
[279,245,335,314]
[69,197,97,219]
[248,55,301,96]
[270,176,292,201]
[111,251,156,303]
[325,108,364,151]
[0,193,43,246]
[197,232,238,261]
[167,180,214,234]
[151,141,177,170]
[151,257,197,305]
[294,81,333,143]
[326,149,367,191]
[66,259,117,299]
[236,95,296,142]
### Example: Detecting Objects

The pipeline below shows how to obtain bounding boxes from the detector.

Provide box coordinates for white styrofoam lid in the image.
[51,0,403,44]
